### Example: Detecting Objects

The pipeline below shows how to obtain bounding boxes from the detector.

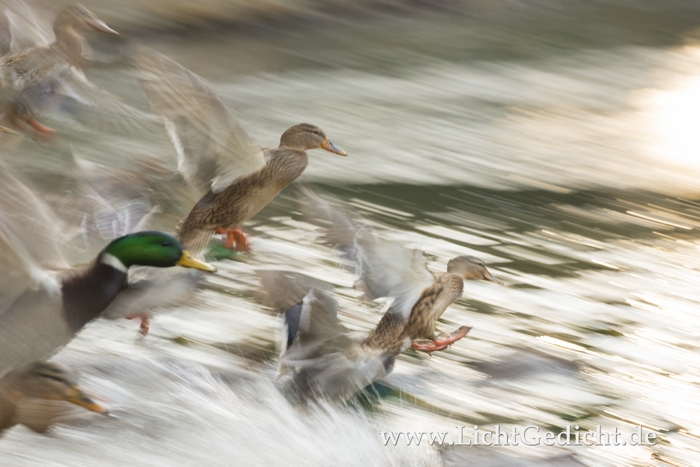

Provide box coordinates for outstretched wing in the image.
[15,64,163,135]
[0,164,67,311]
[257,269,331,314]
[353,228,434,319]
[277,288,350,361]
[0,0,53,55]
[133,46,265,193]
[282,290,394,401]
[297,187,434,320]
[0,163,68,271]
[296,185,358,261]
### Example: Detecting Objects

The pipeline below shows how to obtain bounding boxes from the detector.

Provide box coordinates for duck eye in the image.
[161,241,173,247]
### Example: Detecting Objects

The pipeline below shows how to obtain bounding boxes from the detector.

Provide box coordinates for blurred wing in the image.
[296,187,434,319]
[291,353,394,401]
[17,65,162,134]
[0,165,67,336]
[133,46,265,193]
[296,185,358,260]
[354,228,434,319]
[281,288,349,361]
[59,149,170,243]
[0,164,68,271]
[1,0,53,54]
[102,269,201,320]
[256,269,331,314]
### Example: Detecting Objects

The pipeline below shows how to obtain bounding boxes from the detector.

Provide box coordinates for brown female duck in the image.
[132,46,347,255]
[0,4,118,138]
[0,361,106,435]
[299,187,503,353]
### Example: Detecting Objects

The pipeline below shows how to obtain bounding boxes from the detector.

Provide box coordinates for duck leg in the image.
[215,226,250,251]
[12,115,58,141]
[125,311,151,335]
[412,326,471,352]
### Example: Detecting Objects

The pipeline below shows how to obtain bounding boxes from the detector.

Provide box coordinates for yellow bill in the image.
[64,386,108,414]
[177,250,217,272]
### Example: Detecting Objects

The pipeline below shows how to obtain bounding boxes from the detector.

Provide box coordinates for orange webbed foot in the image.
[125,311,151,335]
[412,326,471,353]
[215,227,250,251]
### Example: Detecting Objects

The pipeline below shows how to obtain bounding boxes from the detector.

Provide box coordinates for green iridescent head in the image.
[101,231,216,271]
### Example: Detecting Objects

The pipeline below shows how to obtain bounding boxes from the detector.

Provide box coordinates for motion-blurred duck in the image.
[0,165,215,377]
[298,187,503,353]
[132,46,347,255]
[0,361,106,435]
[258,272,394,401]
[0,4,118,139]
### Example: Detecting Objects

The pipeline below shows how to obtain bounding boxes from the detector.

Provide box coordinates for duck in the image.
[258,271,395,401]
[0,164,216,377]
[297,186,503,353]
[131,46,347,256]
[0,4,150,140]
[0,360,106,435]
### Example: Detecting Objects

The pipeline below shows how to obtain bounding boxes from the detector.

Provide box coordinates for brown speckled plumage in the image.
[362,274,465,354]
[296,188,503,353]
[176,146,309,254]
[0,5,117,133]
[132,46,347,255]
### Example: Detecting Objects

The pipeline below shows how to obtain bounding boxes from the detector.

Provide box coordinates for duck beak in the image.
[64,386,108,414]
[176,250,217,272]
[86,17,119,35]
[321,140,347,156]
[483,270,504,286]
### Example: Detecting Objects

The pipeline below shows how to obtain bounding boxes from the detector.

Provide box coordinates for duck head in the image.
[54,4,118,36]
[53,4,117,67]
[279,123,347,156]
[447,255,503,285]
[5,361,106,414]
[101,231,216,272]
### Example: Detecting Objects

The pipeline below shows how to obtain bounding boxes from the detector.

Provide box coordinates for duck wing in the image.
[0,166,68,315]
[257,269,331,314]
[296,185,358,262]
[0,165,71,376]
[297,186,434,320]
[291,352,395,401]
[0,163,68,275]
[354,229,434,320]
[285,288,348,356]
[101,268,200,321]
[0,0,52,55]
[281,288,394,400]
[13,63,162,135]
[133,46,265,194]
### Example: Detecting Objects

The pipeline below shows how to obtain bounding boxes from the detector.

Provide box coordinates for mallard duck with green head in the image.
[132,46,347,255]
[0,360,106,435]
[0,165,215,377]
